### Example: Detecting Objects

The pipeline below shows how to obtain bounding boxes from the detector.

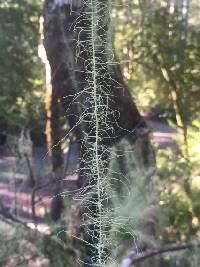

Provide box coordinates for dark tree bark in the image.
[45,84,64,221]
[43,0,148,144]
[45,80,63,172]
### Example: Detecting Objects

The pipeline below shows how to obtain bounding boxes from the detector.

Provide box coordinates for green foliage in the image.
[161,248,200,267]
[157,124,200,243]
[43,235,73,267]
[0,222,46,267]
[113,0,200,122]
[0,0,45,142]
[106,138,157,264]
[0,0,200,266]
[0,220,78,267]
[161,183,193,238]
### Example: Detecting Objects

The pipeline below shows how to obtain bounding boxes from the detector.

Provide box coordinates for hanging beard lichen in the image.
[43,0,156,266]
[71,1,156,266]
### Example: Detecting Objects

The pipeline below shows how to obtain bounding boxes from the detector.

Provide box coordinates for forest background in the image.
[0,0,200,267]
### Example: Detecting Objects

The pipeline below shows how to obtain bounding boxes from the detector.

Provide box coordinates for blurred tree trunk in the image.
[39,15,63,221]
[45,83,64,221]
[43,0,156,264]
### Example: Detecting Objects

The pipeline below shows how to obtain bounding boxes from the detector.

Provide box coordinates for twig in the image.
[24,153,35,187]
[119,240,200,267]
[0,199,79,255]
[0,200,29,227]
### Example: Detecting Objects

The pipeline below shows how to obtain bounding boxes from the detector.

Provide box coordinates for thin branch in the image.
[119,240,200,267]
[0,199,80,256]
[0,200,29,228]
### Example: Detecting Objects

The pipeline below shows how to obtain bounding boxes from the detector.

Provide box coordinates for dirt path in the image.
[0,120,178,224]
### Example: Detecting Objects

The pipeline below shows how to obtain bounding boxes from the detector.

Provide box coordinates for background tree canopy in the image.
[114,0,200,125]
[0,0,44,144]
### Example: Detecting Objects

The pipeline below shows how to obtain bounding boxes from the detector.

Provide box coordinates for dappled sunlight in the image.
[0,0,200,266]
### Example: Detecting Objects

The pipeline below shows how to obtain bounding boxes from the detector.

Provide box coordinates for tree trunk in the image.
[43,0,148,141]
[39,14,63,221]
